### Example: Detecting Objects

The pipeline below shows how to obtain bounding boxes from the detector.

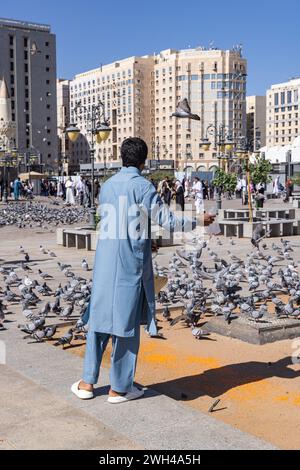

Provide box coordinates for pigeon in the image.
[54,329,74,349]
[162,306,171,321]
[38,269,53,279]
[171,98,200,120]
[44,325,57,339]
[249,304,267,322]
[191,328,210,340]
[21,262,32,272]
[39,302,51,317]
[81,259,89,271]
[59,302,74,319]
[18,317,45,334]
[57,262,72,271]
[251,224,265,248]
[50,297,61,314]
[24,329,46,342]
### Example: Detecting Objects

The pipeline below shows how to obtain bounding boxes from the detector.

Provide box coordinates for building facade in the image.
[153,48,247,172]
[69,47,247,174]
[266,78,300,148]
[0,17,57,171]
[70,56,154,171]
[246,95,266,148]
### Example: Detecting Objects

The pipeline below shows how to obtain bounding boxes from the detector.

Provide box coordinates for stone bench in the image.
[243,220,295,238]
[219,220,244,238]
[293,200,300,209]
[219,219,296,238]
[151,225,174,247]
[219,209,250,220]
[57,228,92,250]
[255,209,295,220]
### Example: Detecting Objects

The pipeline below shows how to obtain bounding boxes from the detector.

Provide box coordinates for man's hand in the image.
[202,213,216,226]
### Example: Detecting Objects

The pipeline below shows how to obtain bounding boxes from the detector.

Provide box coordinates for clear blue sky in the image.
[1,0,300,95]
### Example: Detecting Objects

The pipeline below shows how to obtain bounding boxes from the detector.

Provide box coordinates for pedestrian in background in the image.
[175,179,185,211]
[13,177,22,201]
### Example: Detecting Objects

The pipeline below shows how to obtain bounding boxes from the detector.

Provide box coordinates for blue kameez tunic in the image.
[88,167,193,338]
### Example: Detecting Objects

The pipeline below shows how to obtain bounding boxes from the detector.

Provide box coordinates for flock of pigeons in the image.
[0,201,88,229]
[1,219,300,346]
[0,244,91,349]
[154,231,300,339]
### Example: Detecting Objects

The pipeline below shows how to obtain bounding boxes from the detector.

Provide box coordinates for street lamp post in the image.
[234,135,261,224]
[199,124,235,210]
[66,101,111,230]
[0,144,19,203]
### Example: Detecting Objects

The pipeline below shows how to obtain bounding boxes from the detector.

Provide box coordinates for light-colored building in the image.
[69,46,247,173]
[0,17,57,172]
[246,95,266,148]
[57,79,75,175]
[153,47,247,172]
[70,56,155,171]
[266,78,300,148]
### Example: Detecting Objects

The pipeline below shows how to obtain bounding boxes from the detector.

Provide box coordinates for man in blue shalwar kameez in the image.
[71,138,214,404]
[13,177,22,201]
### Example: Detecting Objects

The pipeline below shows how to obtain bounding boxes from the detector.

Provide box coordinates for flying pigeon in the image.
[171,98,200,120]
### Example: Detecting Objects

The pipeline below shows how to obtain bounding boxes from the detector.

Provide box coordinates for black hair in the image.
[121,137,148,168]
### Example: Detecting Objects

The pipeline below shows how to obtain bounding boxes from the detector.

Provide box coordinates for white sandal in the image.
[71,380,94,400]
[107,386,144,404]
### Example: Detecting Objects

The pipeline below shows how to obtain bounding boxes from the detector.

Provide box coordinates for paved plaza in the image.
[1,196,300,449]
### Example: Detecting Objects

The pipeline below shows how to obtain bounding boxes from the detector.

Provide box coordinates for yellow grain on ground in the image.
[55,314,300,450]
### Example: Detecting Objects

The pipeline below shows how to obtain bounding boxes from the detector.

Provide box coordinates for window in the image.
[24,38,28,48]
[288,91,292,103]
[9,35,14,46]
[281,92,285,104]
[274,93,279,106]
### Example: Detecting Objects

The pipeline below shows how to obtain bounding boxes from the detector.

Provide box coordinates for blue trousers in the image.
[83,289,145,393]
[82,328,141,393]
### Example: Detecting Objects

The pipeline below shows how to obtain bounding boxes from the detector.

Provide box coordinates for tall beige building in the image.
[70,56,154,170]
[69,47,247,172]
[266,78,300,147]
[153,48,247,172]
[246,95,266,148]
